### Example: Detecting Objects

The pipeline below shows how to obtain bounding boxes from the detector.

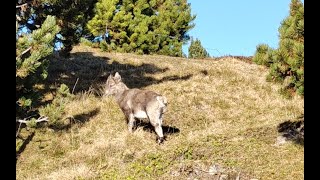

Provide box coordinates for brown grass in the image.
[16,45,304,180]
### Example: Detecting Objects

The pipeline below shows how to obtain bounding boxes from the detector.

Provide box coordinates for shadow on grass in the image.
[16,132,35,163]
[48,108,100,131]
[45,52,193,98]
[200,70,208,76]
[134,119,180,136]
[277,116,304,145]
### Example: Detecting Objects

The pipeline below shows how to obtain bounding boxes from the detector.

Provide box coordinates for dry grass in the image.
[16,45,304,180]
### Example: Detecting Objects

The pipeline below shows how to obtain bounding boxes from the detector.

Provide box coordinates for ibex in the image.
[104,72,168,144]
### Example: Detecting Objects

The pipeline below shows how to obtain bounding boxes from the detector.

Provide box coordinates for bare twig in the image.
[16,116,48,138]
[236,171,241,180]
[16,3,28,8]
[72,78,79,94]
[16,14,22,21]
[16,46,32,60]
[16,122,23,138]
[193,167,211,173]
[16,116,49,124]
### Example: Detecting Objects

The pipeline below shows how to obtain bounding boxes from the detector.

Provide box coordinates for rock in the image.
[274,136,288,146]
[209,164,224,175]
[219,174,228,180]
[170,171,180,177]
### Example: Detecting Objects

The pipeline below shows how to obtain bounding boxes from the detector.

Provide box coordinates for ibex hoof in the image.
[156,137,165,144]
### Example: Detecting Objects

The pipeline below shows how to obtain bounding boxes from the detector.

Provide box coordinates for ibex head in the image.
[105,72,128,96]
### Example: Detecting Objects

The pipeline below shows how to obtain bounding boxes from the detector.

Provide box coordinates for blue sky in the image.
[182,0,303,57]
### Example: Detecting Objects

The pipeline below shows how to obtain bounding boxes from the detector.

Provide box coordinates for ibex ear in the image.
[107,74,113,80]
[106,74,115,86]
[114,72,122,83]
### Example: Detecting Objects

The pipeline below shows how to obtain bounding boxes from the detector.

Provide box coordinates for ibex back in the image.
[105,72,167,144]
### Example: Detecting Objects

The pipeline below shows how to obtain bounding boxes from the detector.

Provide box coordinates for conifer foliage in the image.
[16,0,96,56]
[87,0,196,56]
[16,14,60,117]
[188,38,210,59]
[16,0,96,118]
[253,0,304,97]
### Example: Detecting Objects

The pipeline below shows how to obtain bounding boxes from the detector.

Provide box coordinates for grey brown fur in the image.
[105,72,167,144]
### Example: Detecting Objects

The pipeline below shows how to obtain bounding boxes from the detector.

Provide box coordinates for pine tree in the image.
[50,0,97,56]
[188,38,210,59]
[253,0,304,97]
[17,0,96,57]
[16,14,60,117]
[156,0,195,56]
[252,44,275,67]
[87,0,195,56]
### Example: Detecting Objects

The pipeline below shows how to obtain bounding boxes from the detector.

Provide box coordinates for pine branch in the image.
[16,46,32,60]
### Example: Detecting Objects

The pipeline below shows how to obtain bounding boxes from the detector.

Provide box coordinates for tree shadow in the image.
[134,119,180,137]
[277,116,304,145]
[48,108,100,131]
[157,74,193,84]
[45,51,192,98]
[200,70,208,76]
[16,131,35,163]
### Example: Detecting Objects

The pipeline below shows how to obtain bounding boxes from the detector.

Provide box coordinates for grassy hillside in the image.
[16,45,304,180]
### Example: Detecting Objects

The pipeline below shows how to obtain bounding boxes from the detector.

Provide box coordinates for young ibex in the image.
[105,72,168,144]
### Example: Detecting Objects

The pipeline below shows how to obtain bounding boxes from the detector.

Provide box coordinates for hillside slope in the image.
[16,45,304,180]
